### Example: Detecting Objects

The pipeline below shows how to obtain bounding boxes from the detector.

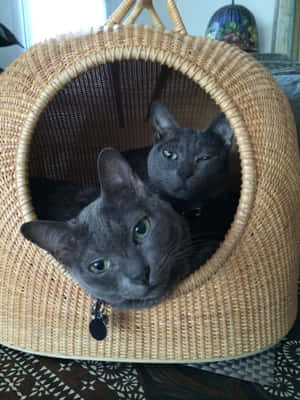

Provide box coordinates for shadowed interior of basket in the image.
[28,59,241,267]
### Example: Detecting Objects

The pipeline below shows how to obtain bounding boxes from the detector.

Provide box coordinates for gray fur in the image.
[147,101,234,212]
[21,149,203,310]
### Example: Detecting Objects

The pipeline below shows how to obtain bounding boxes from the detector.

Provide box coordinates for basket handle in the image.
[105,0,187,35]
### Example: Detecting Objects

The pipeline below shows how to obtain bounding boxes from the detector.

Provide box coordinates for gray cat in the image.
[124,101,234,215]
[21,148,215,310]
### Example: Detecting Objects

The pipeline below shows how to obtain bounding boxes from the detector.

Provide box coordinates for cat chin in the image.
[81,283,167,310]
[107,278,182,310]
[172,188,191,200]
[86,281,171,310]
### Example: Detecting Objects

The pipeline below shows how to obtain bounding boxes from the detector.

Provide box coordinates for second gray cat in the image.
[124,101,234,215]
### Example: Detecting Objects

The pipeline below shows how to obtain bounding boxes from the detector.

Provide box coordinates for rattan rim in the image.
[16,26,256,298]
[0,339,276,364]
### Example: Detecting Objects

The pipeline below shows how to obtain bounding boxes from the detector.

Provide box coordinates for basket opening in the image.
[27,59,241,284]
[29,60,235,184]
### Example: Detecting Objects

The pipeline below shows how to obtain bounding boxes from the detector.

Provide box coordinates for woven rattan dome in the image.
[0,19,300,362]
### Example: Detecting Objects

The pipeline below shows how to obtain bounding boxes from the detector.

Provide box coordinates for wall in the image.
[106,0,277,53]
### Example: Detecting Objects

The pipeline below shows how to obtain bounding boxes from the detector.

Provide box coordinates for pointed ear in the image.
[97,148,146,199]
[20,220,76,266]
[149,100,180,143]
[207,113,234,149]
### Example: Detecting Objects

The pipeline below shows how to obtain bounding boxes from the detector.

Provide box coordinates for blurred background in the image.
[1,0,299,70]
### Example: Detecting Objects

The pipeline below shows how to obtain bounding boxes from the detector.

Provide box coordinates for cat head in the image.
[21,148,191,310]
[148,101,234,201]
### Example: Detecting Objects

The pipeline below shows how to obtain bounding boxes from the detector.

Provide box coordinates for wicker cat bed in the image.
[0,0,299,362]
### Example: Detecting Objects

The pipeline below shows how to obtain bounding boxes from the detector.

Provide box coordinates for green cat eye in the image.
[133,217,150,243]
[163,149,178,160]
[88,259,111,273]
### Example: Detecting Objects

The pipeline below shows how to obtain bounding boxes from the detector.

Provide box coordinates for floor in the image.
[0,347,278,399]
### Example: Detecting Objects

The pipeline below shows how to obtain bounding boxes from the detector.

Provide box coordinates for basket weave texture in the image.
[0,24,299,362]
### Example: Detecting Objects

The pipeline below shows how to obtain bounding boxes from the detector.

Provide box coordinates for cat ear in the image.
[20,221,76,265]
[150,101,180,143]
[97,148,145,198]
[207,113,234,149]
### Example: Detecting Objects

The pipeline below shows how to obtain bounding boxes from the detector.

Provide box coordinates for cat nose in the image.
[177,167,193,180]
[144,265,150,282]
[131,265,150,285]
[140,265,150,285]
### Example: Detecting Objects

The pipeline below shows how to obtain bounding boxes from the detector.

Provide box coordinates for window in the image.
[23,0,107,46]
